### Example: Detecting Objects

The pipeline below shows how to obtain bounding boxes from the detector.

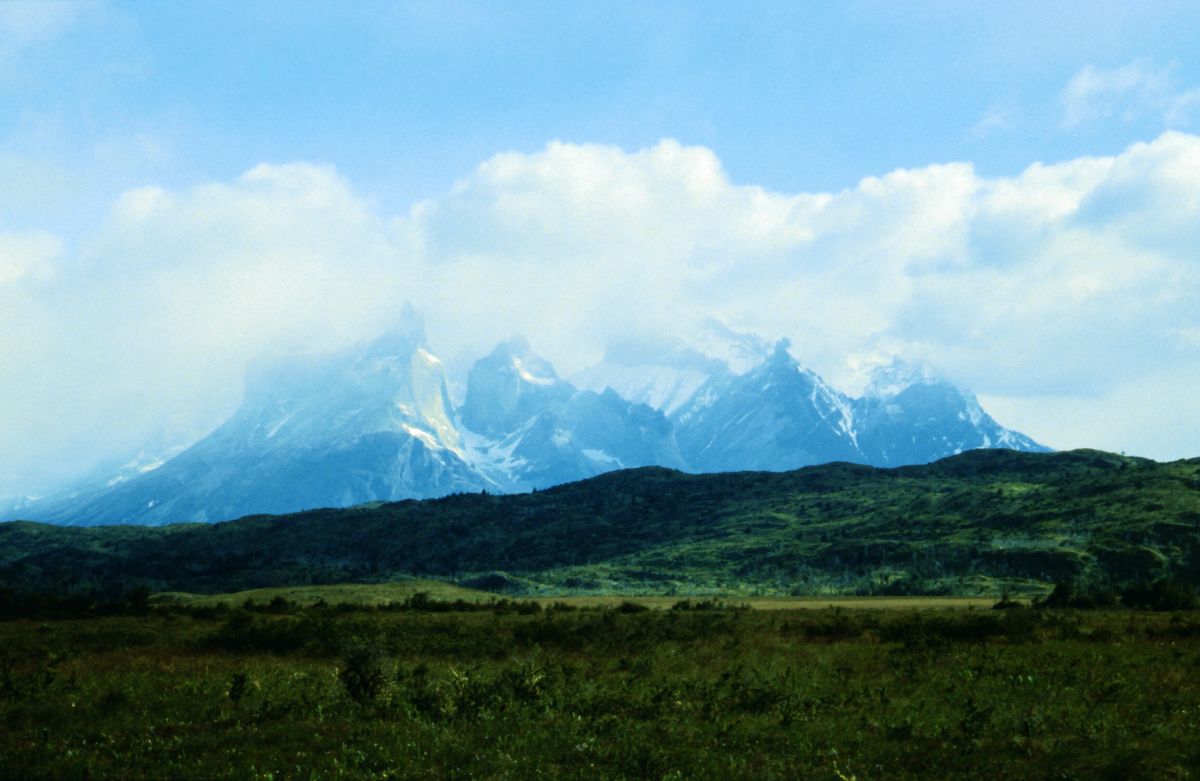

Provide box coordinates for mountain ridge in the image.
[3,317,1048,526]
[2,448,1196,597]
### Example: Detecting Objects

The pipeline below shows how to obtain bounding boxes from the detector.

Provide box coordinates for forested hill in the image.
[2,449,1198,597]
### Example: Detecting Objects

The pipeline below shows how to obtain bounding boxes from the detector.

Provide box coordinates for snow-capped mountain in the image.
[3,311,1048,525]
[460,336,574,437]
[672,349,1048,473]
[673,340,866,471]
[686,319,773,374]
[0,412,214,519]
[25,306,488,525]
[853,359,1048,466]
[461,340,685,490]
[571,320,770,415]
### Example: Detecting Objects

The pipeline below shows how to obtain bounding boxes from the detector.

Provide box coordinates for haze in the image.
[2,1,1199,498]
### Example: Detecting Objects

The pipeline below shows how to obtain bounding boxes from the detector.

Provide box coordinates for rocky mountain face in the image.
[673,341,864,471]
[25,308,487,524]
[4,316,1048,525]
[462,337,685,491]
[670,349,1050,473]
[459,337,574,438]
[852,359,1045,467]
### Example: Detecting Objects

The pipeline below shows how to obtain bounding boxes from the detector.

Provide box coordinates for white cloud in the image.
[4,133,1200,495]
[971,102,1013,138]
[0,231,60,285]
[1061,59,1200,130]
[0,164,411,494]
[980,363,1200,459]
[411,135,1200,459]
[1165,87,1200,127]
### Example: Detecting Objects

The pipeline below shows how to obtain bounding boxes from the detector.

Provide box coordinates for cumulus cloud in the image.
[0,164,411,494]
[1061,59,1200,130]
[4,133,1200,494]
[410,135,1198,411]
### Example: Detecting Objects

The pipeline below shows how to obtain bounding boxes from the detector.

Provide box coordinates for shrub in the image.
[1035,580,1119,609]
[1122,579,1200,610]
[992,593,1024,610]
[339,646,391,704]
[226,671,249,708]
[267,595,294,613]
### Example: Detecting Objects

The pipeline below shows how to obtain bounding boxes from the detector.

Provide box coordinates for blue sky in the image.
[8,1,1200,222]
[2,0,1200,493]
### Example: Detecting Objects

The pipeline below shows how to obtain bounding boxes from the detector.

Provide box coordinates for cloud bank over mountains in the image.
[2,132,1199,494]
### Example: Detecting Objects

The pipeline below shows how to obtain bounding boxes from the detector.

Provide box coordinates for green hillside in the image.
[2,449,1198,597]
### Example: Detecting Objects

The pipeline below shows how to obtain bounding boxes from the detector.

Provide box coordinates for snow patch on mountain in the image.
[2,310,1049,525]
[571,320,768,414]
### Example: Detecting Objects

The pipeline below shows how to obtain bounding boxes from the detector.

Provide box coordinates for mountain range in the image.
[3,307,1047,525]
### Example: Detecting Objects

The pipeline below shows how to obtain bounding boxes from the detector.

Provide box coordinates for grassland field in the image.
[2,591,1197,780]
[157,582,1003,612]
[3,449,1197,777]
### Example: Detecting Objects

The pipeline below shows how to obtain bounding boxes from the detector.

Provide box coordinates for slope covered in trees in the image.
[1,449,1197,597]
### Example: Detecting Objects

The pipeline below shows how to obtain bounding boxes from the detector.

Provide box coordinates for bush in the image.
[208,611,311,653]
[1035,581,1119,609]
[1122,579,1199,610]
[339,646,391,704]
[670,598,731,611]
[266,595,294,614]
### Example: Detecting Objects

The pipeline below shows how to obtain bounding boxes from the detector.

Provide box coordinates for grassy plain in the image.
[157,582,1004,611]
[2,600,1197,779]
[154,580,497,608]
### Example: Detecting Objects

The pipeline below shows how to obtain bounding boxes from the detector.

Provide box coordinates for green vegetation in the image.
[4,448,1195,777]
[3,449,1198,597]
[2,601,1198,779]
[153,580,497,609]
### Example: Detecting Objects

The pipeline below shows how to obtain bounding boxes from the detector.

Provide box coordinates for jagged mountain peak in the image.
[19,307,485,524]
[764,338,797,369]
[863,356,939,398]
[361,303,428,361]
[852,359,1048,466]
[571,322,771,415]
[691,318,772,374]
[479,335,561,385]
[672,337,864,472]
[751,340,834,394]
[461,337,573,438]
[6,312,1049,526]
[497,333,532,356]
[233,310,469,459]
